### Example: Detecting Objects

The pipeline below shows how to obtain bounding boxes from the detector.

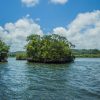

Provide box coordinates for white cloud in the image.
[50,0,68,4]
[21,0,39,7]
[0,17,43,51]
[0,10,100,51]
[53,10,100,49]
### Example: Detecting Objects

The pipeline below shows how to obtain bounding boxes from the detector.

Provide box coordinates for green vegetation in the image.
[16,52,27,60]
[72,49,100,58]
[0,40,9,62]
[9,51,27,60]
[26,34,75,63]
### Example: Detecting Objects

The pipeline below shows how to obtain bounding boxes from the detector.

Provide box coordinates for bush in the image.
[0,40,9,62]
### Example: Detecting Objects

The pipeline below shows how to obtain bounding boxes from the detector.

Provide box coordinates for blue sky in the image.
[0,0,100,32]
[0,0,100,51]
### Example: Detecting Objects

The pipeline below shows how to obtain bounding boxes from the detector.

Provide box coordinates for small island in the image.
[16,52,27,60]
[25,34,75,63]
[0,40,9,62]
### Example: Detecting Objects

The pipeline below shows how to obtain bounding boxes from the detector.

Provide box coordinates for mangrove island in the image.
[0,40,9,62]
[25,34,75,63]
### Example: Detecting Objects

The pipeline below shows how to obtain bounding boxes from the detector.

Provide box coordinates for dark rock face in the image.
[0,52,8,62]
[16,58,27,60]
[27,57,75,64]
[0,59,7,62]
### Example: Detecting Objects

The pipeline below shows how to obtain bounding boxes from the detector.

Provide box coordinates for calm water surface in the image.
[0,58,100,100]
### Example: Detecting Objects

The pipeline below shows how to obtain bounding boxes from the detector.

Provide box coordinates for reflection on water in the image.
[0,58,100,100]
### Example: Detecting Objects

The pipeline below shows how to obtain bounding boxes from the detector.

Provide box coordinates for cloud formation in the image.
[0,10,100,51]
[0,17,43,51]
[53,10,100,49]
[21,0,68,7]
[50,0,68,4]
[21,0,39,7]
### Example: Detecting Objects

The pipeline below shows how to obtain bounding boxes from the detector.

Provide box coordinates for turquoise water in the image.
[0,58,100,100]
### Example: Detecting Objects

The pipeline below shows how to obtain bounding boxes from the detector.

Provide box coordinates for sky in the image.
[0,0,100,51]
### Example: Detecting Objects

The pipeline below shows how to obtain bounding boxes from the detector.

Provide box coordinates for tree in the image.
[26,34,75,63]
[0,40,9,62]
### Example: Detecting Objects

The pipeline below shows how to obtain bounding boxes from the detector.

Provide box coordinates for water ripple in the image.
[0,58,100,100]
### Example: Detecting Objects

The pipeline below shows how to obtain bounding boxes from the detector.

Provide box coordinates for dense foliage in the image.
[0,40,9,62]
[72,49,100,58]
[16,52,27,60]
[26,34,75,63]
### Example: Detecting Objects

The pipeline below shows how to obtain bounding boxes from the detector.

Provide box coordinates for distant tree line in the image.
[72,49,100,58]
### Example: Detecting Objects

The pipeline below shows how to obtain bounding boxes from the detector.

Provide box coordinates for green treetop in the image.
[26,34,75,63]
[0,40,9,62]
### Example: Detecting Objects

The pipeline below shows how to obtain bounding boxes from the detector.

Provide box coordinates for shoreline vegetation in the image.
[0,40,9,62]
[72,49,100,58]
[16,52,27,60]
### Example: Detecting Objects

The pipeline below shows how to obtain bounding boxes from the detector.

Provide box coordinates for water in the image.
[0,58,100,100]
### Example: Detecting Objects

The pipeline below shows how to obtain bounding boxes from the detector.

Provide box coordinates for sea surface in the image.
[0,58,100,100]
